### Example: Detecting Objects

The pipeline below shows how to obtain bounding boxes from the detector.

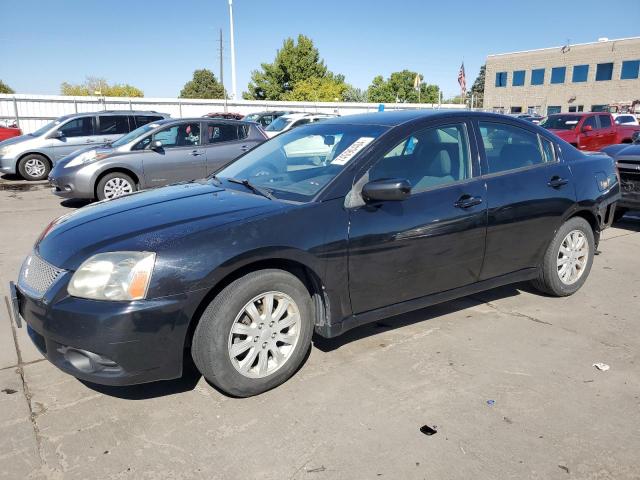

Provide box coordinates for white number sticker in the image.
[331,137,375,165]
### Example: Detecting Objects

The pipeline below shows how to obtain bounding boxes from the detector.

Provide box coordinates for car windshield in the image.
[111,123,160,147]
[31,120,62,136]
[217,123,389,202]
[265,116,294,132]
[540,115,581,130]
[244,113,259,122]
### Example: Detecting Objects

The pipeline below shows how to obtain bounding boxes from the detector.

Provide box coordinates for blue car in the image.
[10,110,620,397]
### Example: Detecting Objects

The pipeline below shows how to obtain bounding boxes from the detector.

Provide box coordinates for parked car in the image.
[0,121,22,142]
[540,112,640,151]
[204,112,244,120]
[0,111,169,181]
[515,113,543,124]
[49,118,267,200]
[601,142,640,220]
[10,111,619,397]
[243,111,298,128]
[613,113,639,126]
[264,113,337,138]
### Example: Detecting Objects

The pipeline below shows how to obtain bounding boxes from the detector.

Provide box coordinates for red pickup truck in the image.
[0,124,22,142]
[540,112,640,151]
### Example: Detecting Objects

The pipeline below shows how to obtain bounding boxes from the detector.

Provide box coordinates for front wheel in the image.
[531,217,595,297]
[192,269,313,397]
[96,172,136,200]
[18,154,50,181]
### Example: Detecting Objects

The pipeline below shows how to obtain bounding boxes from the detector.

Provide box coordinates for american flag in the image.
[458,62,466,94]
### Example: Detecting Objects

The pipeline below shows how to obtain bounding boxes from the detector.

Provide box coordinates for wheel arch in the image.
[93,168,140,198]
[565,208,600,246]
[183,257,330,351]
[17,151,52,167]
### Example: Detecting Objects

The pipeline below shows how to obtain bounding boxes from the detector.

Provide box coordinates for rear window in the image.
[206,123,239,143]
[96,115,130,135]
[134,115,164,128]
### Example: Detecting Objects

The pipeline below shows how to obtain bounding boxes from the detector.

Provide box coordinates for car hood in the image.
[37,180,289,269]
[0,134,34,148]
[53,145,117,169]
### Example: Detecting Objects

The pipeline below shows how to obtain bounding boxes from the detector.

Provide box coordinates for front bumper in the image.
[0,154,17,174]
[10,278,198,386]
[49,172,94,199]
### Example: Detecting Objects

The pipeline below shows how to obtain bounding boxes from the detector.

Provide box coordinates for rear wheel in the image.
[531,217,595,297]
[192,269,313,397]
[18,154,50,181]
[96,172,136,200]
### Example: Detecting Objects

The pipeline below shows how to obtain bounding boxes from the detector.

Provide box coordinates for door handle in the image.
[190,150,204,156]
[547,176,569,188]
[240,145,250,152]
[454,195,483,209]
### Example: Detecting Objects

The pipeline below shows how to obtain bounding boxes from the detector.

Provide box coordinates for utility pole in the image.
[228,0,237,101]
[219,28,228,112]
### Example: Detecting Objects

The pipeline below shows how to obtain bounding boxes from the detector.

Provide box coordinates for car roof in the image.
[58,111,168,121]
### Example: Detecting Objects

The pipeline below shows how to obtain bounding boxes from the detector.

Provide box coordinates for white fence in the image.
[0,94,465,134]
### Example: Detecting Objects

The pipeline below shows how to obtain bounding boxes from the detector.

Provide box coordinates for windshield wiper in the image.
[227,177,274,200]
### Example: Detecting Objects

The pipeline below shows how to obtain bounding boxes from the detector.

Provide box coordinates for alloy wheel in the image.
[557,230,589,285]
[24,158,46,178]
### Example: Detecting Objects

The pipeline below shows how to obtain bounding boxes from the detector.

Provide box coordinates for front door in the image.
[347,121,487,314]
[475,120,576,280]
[579,116,599,151]
[141,122,206,188]
[49,116,96,160]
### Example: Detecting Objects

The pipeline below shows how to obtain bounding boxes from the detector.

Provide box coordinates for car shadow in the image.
[79,354,202,400]
[60,198,92,209]
[313,283,525,353]
[613,212,640,232]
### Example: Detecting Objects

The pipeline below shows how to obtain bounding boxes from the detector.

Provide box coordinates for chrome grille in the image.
[18,253,64,298]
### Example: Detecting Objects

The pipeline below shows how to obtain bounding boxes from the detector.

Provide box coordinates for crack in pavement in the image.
[470,296,553,326]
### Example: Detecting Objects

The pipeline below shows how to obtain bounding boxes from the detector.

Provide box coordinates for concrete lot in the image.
[1,184,639,480]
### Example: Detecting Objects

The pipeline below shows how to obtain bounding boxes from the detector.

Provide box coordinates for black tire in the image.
[17,154,51,181]
[530,217,595,297]
[613,208,627,223]
[192,269,313,397]
[96,172,136,201]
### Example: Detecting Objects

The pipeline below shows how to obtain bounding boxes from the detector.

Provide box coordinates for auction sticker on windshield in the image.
[331,137,375,165]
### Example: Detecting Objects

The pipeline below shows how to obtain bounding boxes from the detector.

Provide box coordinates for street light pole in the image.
[228,0,237,101]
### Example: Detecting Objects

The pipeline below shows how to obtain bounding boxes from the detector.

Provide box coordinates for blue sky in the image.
[2,0,639,99]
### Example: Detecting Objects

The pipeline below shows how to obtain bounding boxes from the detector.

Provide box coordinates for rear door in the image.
[204,122,253,174]
[347,120,487,313]
[141,121,205,187]
[95,114,131,145]
[49,116,96,160]
[474,120,576,280]
[597,114,617,148]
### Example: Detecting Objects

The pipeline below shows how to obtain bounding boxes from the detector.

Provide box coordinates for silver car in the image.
[0,111,169,181]
[49,118,268,200]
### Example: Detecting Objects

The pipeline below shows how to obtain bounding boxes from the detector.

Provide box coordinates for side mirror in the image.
[150,140,163,150]
[362,178,411,202]
[582,124,593,132]
[50,130,64,139]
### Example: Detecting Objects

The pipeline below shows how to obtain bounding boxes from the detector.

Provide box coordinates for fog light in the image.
[59,347,121,374]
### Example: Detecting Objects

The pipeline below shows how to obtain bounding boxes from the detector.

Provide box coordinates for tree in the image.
[282,76,347,102]
[0,80,14,94]
[244,34,335,100]
[468,64,485,107]
[342,85,368,103]
[366,70,440,104]
[60,76,143,97]
[179,69,225,99]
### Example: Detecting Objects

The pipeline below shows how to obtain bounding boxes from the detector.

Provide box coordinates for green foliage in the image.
[179,69,225,99]
[0,80,14,94]
[60,77,143,97]
[468,64,485,107]
[282,76,347,102]
[244,35,337,100]
[342,85,368,102]
[366,70,439,104]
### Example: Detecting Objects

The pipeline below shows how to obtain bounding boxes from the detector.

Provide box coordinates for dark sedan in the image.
[49,118,267,200]
[11,111,620,397]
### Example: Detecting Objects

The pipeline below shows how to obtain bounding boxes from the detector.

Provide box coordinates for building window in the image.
[527,106,541,115]
[595,62,614,81]
[591,105,607,112]
[512,70,525,87]
[621,60,640,79]
[550,67,566,84]
[547,106,562,115]
[531,68,545,85]
[495,72,507,87]
[572,65,589,82]
[568,105,584,113]
[510,106,523,113]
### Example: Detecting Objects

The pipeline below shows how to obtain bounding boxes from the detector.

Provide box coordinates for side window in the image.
[540,137,556,163]
[291,119,311,129]
[96,115,130,135]
[59,117,94,137]
[369,123,470,193]
[207,123,239,144]
[153,123,200,148]
[261,115,273,127]
[238,124,249,140]
[135,115,163,128]
[478,122,546,174]
[583,116,597,130]
[598,115,612,129]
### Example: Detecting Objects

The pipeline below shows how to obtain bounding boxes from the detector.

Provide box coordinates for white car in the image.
[263,113,337,138]
[613,113,639,126]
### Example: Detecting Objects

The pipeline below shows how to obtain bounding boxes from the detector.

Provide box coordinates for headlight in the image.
[64,149,102,168]
[68,252,156,301]
[0,146,12,156]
